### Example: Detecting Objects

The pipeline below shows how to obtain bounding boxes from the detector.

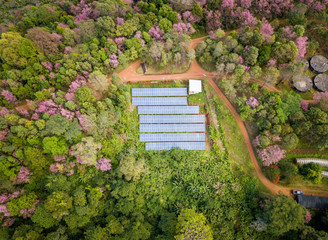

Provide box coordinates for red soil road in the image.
[114,37,328,197]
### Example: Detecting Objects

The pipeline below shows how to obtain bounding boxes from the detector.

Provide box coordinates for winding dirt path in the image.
[114,37,328,197]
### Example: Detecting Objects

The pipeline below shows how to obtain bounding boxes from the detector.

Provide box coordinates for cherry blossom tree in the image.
[149,24,165,41]
[257,145,286,166]
[246,97,259,108]
[260,18,274,39]
[1,90,17,103]
[96,158,112,172]
[300,100,309,111]
[295,37,308,58]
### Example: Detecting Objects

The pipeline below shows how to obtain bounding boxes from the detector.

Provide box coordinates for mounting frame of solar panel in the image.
[145,142,206,150]
[132,97,187,106]
[132,88,187,96]
[140,133,205,142]
[139,115,205,123]
[139,124,205,133]
[138,106,199,114]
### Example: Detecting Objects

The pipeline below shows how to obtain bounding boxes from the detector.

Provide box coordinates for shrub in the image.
[278,160,298,181]
[263,165,281,183]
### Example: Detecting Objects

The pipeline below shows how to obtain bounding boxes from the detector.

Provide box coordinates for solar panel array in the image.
[140,133,205,142]
[132,97,187,106]
[132,88,187,96]
[132,87,205,151]
[146,142,206,150]
[138,106,199,115]
[140,115,205,123]
[140,124,205,133]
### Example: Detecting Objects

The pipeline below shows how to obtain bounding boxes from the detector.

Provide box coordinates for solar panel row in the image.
[132,88,187,96]
[140,133,205,142]
[140,124,205,133]
[132,97,187,106]
[138,106,199,114]
[139,115,205,123]
[146,142,206,150]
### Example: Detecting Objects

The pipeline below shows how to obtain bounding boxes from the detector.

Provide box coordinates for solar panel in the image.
[132,97,187,106]
[140,124,205,132]
[140,133,205,142]
[146,142,206,150]
[132,88,187,96]
[140,115,205,123]
[138,106,199,114]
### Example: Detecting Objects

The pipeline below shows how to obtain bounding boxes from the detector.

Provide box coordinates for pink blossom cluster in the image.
[173,22,195,35]
[109,54,119,68]
[260,18,274,39]
[51,33,63,42]
[116,17,125,26]
[197,0,207,6]
[2,218,15,227]
[305,210,311,223]
[123,0,133,3]
[0,129,10,142]
[70,0,100,24]
[47,6,56,12]
[246,97,259,108]
[148,24,164,41]
[41,62,53,72]
[76,111,93,132]
[268,59,276,66]
[300,100,309,111]
[243,65,251,72]
[64,46,73,54]
[58,23,69,29]
[239,0,252,8]
[295,37,308,58]
[0,107,13,117]
[55,62,61,70]
[50,161,75,176]
[283,26,297,41]
[114,37,126,51]
[0,189,24,226]
[205,10,221,31]
[134,31,146,46]
[54,155,66,162]
[96,158,112,172]
[1,90,17,103]
[257,144,286,166]
[35,99,59,115]
[299,0,328,13]
[182,11,201,23]
[253,135,261,147]
[253,0,293,19]
[2,80,9,87]
[65,75,87,101]
[0,205,11,217]
[60,108,75,121]
[221,0,235,9]
[15,166,31,184]
[31,113,40,120]
[227,8,257,27]
[239,56,244,64]
[49,72,56,79]
[17,108,29,118]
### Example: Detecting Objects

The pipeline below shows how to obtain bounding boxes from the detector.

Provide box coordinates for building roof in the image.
[299,58,309,72]
[314,74,328,92]
[293,75,313,92]
[310,55,328,73]
[297,195,328,209]
[189,80,202,93]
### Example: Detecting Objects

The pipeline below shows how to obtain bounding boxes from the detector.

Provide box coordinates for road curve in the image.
[113,37,328,197]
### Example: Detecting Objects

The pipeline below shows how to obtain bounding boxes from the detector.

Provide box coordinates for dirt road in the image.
[114,37,328,197]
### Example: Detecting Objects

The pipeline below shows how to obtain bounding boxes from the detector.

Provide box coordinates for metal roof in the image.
[132,97,187,105]
[139,124,205,132]
[138,106,199,114]
[139,115,205,123]
[146,142,206,150]
[132,88,187,96]
[140,133,205,142]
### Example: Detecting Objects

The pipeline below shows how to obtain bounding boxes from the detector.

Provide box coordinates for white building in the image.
[189,80,202,94]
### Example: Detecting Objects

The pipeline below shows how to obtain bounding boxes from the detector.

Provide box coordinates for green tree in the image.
[75,87,96,105]
[119,156,146,181]
[42,136,68,156]
[243,46,258,66]
[44,191,73,220]
[281,133,299,151]
[299,163,322,184]
[88,71,110,93]
[31,205,58,229]
[175,209,213,240]
[158,18,172,32]
[265,194,306,236]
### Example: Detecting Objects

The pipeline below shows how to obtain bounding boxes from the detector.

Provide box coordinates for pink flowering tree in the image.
[295,37,308,58]
[109,54,119,68]
[148,24,165,41]
[173,22,195,35]
[305,210,311,223]
[259,18,274,39]
[15,167,32,184]
[204,10,221,31]
[70,0,100,24]
[246,97,259,108]
[1,90,17,104]
[257,145,286,166]
[300,100,309,111]
[96,158,112,172]
[221,0,235,9]
[41,62,53,72]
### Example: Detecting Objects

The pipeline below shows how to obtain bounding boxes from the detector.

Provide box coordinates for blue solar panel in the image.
[132,97,187,106]
[140,115,205,123]
[140,133,205,142]
[138,106,199,114]
[132,88,187,96]
[146,142,206,150]
[140,124,205,132]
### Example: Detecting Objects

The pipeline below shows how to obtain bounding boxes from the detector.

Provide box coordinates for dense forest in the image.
[0,0,328,239]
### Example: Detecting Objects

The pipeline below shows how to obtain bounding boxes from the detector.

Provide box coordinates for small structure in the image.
[310,55,328,73]
[314,74,328,92]
[299,58,309,72]
[297,195,328,209]
[141,63,147,73]
[189,80,202,94]
[293,75,313,92]
[296,158,328,167]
